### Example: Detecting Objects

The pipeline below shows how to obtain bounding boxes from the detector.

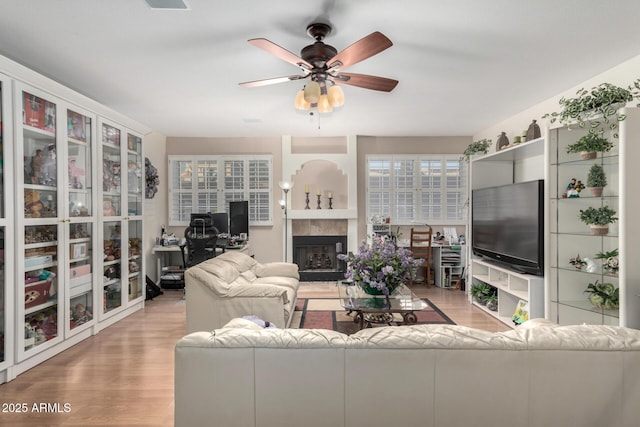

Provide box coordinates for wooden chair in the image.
[409,227,433,287]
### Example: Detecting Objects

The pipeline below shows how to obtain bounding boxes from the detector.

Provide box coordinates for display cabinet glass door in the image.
[103,220,122,313]
[101,123,122,217]
[65,109,95,333]
[67,109,93,217]
[126,133,143,217]
[127,220,143,301]
[20,88,63,355]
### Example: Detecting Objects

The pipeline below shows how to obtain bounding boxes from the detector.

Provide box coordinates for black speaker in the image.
[229,201,249,238]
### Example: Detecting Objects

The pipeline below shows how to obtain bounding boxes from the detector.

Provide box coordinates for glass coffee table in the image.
[338,281,428,329]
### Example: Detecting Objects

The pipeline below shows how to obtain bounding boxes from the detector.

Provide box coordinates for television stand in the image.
[470,258,544,327]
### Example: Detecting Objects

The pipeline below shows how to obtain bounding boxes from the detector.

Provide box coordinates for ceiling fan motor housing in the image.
[301,42,338,69]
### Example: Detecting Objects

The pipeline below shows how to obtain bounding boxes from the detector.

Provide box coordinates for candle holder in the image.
[328,196,333,209]
[316,194,322,209]
[304,192,310,210]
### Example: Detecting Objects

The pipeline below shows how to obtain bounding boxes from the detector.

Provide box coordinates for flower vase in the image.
[360,281,400,296]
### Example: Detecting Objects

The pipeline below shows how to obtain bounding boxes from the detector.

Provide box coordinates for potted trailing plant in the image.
[542,80,640,137]
[579,206,617,235]
[470,283,493,305]
[566,133,614,160]
[584,280,619,310]
[595,248,619,275]
[586,163,607,197]
[462,139,492,161]
[485,293,498,311]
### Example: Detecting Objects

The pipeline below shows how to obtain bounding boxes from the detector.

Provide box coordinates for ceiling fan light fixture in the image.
[327,84,345,107]
[294,89,310,110]
[303,81,321,104]
[317,94,333,113]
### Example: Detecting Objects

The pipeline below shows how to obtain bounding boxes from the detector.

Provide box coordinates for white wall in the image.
[143,131,168,282]
[473,54,640,143]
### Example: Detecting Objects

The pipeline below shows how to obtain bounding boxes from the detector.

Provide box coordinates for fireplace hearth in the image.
[292,235,347,281]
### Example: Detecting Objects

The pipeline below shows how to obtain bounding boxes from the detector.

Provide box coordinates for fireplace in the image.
[292,235,347,281]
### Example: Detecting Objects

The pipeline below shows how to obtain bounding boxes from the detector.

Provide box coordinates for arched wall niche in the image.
[291,159,347,210]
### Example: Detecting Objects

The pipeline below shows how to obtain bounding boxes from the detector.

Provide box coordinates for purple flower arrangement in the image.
[338,236,423,295]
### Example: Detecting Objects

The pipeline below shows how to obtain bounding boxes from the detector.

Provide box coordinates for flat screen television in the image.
[471,179,544,275]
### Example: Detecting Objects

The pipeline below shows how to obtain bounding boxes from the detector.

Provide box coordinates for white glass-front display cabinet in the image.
[98,121,144,319]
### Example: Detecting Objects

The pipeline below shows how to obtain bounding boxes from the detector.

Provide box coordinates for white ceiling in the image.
[1,0,640,138]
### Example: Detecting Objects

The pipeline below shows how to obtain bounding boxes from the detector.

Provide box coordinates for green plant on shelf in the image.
[595,248,619,275]
[566,133,614,155]
[470,283,495,305]
[584,280,619,310]
[462,138,492,162]
[542,80,640,137]
[579,206,617,226]
[569,254,587,269]
[587,163,607,188]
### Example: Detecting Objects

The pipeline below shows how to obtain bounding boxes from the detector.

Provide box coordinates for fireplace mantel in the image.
[288,209,357,220]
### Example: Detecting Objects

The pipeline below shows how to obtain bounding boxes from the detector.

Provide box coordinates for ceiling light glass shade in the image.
[303,81,321,104]
[294,90,311,110]
[317,94,333,113]
[327,85,345,107]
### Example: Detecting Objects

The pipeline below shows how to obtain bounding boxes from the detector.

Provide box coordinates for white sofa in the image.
[184,251,299,333]
[175,319,640,427]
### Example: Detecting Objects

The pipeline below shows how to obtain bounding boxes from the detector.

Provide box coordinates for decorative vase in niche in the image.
[526,119,541,141]
[496,132,509,151]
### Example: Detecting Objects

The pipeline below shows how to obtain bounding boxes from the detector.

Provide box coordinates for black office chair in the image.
[181,223,219,268]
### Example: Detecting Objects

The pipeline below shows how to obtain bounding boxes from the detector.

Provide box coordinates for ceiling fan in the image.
[239,22,398,112]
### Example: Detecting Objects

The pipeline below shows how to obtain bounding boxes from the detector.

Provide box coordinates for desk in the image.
[151,243,251,283]
[398,240,465,287]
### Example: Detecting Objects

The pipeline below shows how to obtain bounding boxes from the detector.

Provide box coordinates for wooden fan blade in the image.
[239,75,307,88]
[248,38,313,70]
[327,32,393,71]
[336,72,398,92]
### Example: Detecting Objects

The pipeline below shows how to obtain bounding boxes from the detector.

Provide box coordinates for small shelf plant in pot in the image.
[462,138,492,162]
[595,248,619,276]
[584,280,619,310]
[579,205,617,235]
[586,163,607,197]
[470,283,493,305]
[566,133,614,160]
[484,293,498,311]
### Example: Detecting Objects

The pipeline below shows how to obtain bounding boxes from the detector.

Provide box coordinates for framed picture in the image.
[71,242,88,260]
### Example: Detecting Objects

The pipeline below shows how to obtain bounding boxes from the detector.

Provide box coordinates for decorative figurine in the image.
[526,119,541,141]
[496,132,509,150]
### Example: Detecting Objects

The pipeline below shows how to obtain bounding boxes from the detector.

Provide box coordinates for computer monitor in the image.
[229,200,249,238]
[211,212,229,234]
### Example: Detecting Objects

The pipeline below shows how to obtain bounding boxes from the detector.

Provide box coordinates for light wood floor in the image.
[0,283,509,426]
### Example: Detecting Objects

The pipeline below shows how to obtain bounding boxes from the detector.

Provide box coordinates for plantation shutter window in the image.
[168,155,273,226]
